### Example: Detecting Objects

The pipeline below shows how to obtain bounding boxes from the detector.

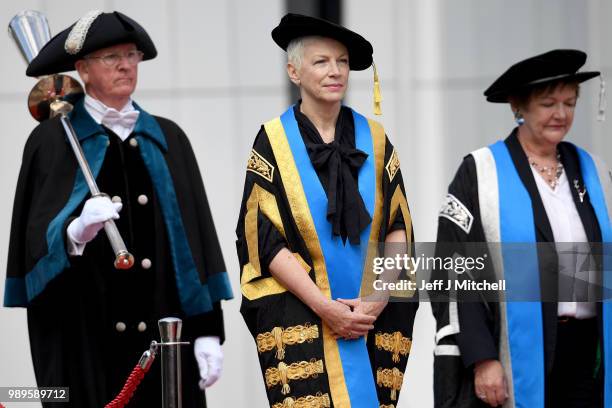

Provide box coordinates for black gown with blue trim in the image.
[432,130,605,408]
[4,98,230,407]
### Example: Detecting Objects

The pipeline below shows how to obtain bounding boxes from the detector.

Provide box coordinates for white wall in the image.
[1,1,612,407]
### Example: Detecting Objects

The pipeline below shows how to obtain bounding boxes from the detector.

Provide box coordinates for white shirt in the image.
[531,167,597,319]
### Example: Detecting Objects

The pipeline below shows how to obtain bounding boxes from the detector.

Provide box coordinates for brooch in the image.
[573,179,587,203]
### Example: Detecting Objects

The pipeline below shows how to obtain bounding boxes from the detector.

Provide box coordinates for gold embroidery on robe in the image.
[385,148,400,181]
[257,324,320,360]
[265,359,325,395]
[271,392,331,408]
[247,149,275,182]
[375,331,412,363]
[376,367,403,401]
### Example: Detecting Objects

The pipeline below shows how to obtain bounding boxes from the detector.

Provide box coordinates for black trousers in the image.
[546,317,601,408]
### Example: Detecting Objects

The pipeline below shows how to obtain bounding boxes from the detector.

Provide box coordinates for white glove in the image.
[194,336,223,389]
[67,196,122,244]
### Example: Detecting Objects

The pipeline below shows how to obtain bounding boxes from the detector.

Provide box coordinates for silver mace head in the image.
[8,10,84,122]
[8,10,51,64]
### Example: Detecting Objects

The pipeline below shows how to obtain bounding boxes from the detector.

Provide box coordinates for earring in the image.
[514,110,525,125]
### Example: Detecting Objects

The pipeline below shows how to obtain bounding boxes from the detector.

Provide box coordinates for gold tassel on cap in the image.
[373,61,382,115]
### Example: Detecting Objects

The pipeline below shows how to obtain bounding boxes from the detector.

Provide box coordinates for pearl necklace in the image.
[528,152,563,189]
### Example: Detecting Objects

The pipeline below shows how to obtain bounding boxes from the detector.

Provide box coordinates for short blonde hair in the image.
[287,37,306,70]
[287,36,325,70]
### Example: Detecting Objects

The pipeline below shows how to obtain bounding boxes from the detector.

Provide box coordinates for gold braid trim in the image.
[265,359,324,395]
[256,324,319,360]
[385,148,401,181]
[272,392,331,408]
[380,405,395,408]
[375,331,412,363]
[376,367,403,401]
[247,149,275,182]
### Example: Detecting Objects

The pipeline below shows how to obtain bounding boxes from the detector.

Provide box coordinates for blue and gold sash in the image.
[265,106,386,407]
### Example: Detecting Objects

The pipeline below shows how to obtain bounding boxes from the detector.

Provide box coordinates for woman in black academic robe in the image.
[432,49,611,408]
[236,13,418,407]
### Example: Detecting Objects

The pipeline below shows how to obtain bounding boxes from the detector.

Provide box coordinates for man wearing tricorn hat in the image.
[4,10,233,407]
[236,13,418,407]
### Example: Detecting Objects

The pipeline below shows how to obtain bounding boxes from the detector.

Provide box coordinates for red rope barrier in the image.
[104,343,157,408]
[104,364,147,408]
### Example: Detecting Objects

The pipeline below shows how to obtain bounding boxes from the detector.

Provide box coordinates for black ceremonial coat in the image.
[4,97,232,407]
[236,105,418,407]
[432,130,604,408]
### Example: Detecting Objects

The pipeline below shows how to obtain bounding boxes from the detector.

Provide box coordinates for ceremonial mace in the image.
[9,10,134,269]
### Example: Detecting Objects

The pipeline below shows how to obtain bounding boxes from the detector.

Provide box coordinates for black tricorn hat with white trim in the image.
[271,13,373,71]
[484,49,600,103]
[26,10,156,77]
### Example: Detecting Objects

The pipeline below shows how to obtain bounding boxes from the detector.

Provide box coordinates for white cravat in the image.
[84,94,139,141]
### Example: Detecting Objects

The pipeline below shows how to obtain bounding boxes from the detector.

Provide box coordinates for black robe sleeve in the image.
[5,118,79,307]
[432,155,498,408]
[381,136,411,240]
[438,156,497,365]
[236,127,289,291]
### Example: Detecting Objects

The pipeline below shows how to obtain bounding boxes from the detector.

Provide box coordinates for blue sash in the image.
[490,141,545,408]
[490,141,612,407]
[280,106,378,407]
[575,147,612,407]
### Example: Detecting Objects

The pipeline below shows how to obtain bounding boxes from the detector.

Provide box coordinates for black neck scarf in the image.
[293,103,372,244]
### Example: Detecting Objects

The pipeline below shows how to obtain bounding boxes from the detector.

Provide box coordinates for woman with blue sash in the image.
[236,13,418,408]
[432,49,612,408]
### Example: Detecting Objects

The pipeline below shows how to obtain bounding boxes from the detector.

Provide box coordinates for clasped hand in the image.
[318,297,387,340]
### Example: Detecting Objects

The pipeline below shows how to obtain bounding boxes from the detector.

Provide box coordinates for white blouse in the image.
[531,167,597,319]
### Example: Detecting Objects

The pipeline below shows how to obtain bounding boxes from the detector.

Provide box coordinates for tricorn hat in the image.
[272,13,373,71]
[484,49,599,103]
[26,10,157,77]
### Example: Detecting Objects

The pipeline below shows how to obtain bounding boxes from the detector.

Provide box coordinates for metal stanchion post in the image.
[158,318,183,408]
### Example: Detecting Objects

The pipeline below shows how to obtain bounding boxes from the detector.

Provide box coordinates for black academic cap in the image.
[271,13,373,71]
[26,10,157,77]
[484,49,600,103]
